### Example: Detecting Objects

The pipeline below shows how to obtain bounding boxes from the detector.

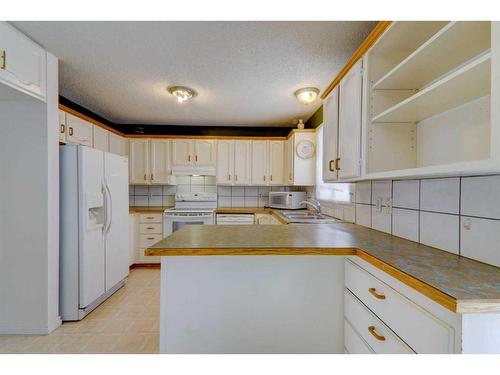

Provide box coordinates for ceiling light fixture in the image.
[294,87,319,105]
[168,85,196,103]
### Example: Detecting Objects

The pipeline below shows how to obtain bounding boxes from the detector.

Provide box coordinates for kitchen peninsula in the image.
[147,223,500,354]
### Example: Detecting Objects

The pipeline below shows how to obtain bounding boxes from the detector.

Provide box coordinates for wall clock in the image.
[296,140,315,159]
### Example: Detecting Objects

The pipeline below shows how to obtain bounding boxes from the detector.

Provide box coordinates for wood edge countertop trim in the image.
[59,105,314,141]
[144,244,470,313]
[320,21,392,100]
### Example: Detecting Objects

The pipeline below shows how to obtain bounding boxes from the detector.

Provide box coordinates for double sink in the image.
[279,211,342,224]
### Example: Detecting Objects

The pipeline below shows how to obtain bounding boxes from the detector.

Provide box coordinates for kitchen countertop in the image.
[129,206,171,213]
[146,223,500,313]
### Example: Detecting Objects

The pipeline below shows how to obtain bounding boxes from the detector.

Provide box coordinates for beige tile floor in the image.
[0,268,160,354]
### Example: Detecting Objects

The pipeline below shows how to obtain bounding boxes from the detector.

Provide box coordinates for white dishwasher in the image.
[216,214,255,225]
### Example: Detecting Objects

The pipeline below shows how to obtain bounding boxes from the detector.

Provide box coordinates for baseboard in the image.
[130,263,161,269]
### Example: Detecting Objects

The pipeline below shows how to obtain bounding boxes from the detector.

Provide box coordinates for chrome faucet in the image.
[299,199,321,214]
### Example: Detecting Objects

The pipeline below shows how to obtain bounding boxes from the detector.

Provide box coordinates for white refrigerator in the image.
[60,144,129,321]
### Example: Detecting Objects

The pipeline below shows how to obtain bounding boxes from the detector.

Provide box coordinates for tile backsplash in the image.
[354,175,500,268]
[217,185,305,208]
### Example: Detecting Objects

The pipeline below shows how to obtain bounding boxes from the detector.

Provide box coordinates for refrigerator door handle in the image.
[104,181,113,235]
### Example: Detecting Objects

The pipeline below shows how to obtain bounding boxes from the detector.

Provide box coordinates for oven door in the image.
[163,212,214,237]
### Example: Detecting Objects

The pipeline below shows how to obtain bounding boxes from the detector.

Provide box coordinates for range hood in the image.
[171,165,216,176]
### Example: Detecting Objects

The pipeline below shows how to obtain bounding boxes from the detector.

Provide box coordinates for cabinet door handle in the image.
[235,175,238,181]
[270,175,273,181]
[263,175,266,181]
[146,217,155,219]
[368,288,386,300]
[368,326,385,341]
[146,227,154,230]
[144,174,147,180]
[335,158,340,171]
[188,155,191,162]
[69,127,74,136]
[228,174,231,180]
[195,155,198,162]
[151,173,154,181]
[147,237,155,240]
[329,160,335,172]
[60,124,65,134]
[1,50,6,70]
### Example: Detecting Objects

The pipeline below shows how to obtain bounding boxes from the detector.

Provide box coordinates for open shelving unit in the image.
[362,21,496,179]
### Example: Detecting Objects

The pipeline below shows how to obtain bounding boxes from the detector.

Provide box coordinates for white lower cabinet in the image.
[134,213,162,264]
[344,320,374,354]
[344,257,462,354]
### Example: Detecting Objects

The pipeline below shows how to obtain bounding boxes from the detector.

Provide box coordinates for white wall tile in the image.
[231,196,245,207]
[244,196,258,207]
[218,197,231,208]
[392,208,419,242]
[217,186,231,196]
[163,185,176,195]
[372,180,392,201]
[149,195,162,207]
[205,185,217,193]
[355,181,372,204]
[231,186,245,196]
[258,196,268,207]
[149,185,162,196]
[461,175,500,219]
[259,186,271,197]
[134,185,149,196]
[244,186,259,196]
[371,206,391,234]
[461,216,500,267]
[420,178,459,214]
[191,176,205,185]
[128,196,135,206]
[420,211,459,254]
[343,206,355,223]
[393,180,419,209]
[129,186,135,196]
[204,176,216,185]
[191,185,205,193]
[355,204,371,228]
[134,196,149,207]
[176,184,191,193]
[176,175,190,185]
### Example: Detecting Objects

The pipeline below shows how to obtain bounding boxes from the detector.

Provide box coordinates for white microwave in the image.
[268,192,307,210]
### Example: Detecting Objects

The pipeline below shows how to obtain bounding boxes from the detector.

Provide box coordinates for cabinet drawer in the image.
[344,319,374,354]
[345,260,454,353]
[139,223,162,234]
[344,290,414,354]
[139,213,163,223]
[139,234,162,248]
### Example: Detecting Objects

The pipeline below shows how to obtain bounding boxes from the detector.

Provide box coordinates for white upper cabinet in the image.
[58,110,67,143]
[172,139,193,166]
[216,140,233,184]
[269,141,285,185]
[338,59,363,179]
[93,125,109,152]
[150,139,171,184]
[129,139,149,184]
[285,136,294,185]
[289,131,316,186]
[194,140,216,165]
[0,22,46,101]
[323,86,340,181]
[233,140,252,185]
[251,140,269,185]
[65,113,93,147]
[109,132,128,157]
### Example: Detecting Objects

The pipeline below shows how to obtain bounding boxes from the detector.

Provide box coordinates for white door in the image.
[216,140,233,184]
[269,141,285,185]
[323,86,339,181]
[129,139,149,184]
[0,22,47,100]
[285,136,294,185]
[195,140,216,165]
[109,132,127,157]
[66,114,93,147]
[233,140,252,185]
[150,139,171,184]
[104,152,130,291]
[93,125,109,152]
[172,139,193,166]
[251,140,268,185]
[338,59,363,179]
[78,146,105,308]
[58,110,67,143]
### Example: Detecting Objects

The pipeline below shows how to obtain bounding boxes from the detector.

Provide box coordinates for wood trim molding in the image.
[127,134,288,140]
[320,21,392,100]
[59,104,126,137]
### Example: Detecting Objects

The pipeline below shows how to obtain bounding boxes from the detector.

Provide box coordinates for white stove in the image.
[163,192,217,236]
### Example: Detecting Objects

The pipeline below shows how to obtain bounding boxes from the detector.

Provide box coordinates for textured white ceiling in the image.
[13,21,376,126]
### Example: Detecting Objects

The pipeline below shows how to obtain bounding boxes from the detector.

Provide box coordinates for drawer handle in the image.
[1,50,6,70]
[146,216,155,219]
[147,237,155,240]
[69,127,74,136]
[368,288,386,300]
[328,159,335,172]
[146,226,155,229]
[368,326,385,341]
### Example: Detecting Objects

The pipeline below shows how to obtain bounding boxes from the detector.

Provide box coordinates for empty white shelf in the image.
[372,52,491,123]
[373,22,491,90]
